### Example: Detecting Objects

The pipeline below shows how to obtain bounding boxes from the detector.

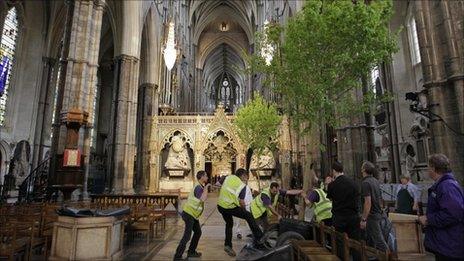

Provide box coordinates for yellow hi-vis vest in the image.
[313,188,333,223]
[182,182,204,219]
[217,175,246,209]
[251,188,279,219]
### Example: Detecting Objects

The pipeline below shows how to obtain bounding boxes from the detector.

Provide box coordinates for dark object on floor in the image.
[276,231,305,247]
[56,206,130,217]
[279,218,313,240]
[237,243,293,261]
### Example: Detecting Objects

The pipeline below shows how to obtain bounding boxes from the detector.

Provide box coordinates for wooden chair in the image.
[0,224,29,261]
[363,243,390,261]
[292,240,340,261]
[321,224,338,255]
[126,205,155,244]
[147,203,167,236]
[343,233,364,261]
[17,215,48,261]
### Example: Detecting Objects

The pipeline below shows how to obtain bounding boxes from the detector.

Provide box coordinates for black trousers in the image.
[256,211,270,231]
[434,252,464,261]
[333,215,361,260]
[174,212,201,258]
[218,205,264,247]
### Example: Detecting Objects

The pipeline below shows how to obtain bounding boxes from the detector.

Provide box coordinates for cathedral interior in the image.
[0,0,463,259]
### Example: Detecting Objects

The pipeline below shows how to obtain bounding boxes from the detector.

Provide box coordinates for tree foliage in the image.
[234,94,282,157]
[250,0,398,133]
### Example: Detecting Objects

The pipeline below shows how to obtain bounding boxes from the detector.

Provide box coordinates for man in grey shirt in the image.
[360,161,387,251]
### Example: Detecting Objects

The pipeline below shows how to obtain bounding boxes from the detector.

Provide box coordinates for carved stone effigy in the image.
[250,148,276,177]
[164,134,192,176]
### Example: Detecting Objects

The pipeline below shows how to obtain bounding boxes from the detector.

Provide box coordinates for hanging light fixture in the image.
[164,21,177,71]
[261,19,275,66]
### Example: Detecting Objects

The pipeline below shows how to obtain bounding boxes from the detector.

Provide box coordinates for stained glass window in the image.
[0,7,19,125]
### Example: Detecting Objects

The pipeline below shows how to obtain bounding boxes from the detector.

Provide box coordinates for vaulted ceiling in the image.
[191,0,256,107]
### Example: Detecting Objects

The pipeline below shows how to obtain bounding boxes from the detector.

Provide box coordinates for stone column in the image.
[136,83,156,193]
[51,0,105,199]
[110,55,139,194]
[415,1,464,183]
[336,86,374,181]
[148,115,159,193]
[32,57,56,168]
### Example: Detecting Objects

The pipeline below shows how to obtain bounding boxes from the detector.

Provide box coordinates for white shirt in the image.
[243,185,252,211]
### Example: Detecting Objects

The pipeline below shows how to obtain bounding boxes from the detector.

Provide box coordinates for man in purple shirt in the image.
[174,171,211,260]
[304,176,333,226]
[419,154,464,260]
[252,182,303,230]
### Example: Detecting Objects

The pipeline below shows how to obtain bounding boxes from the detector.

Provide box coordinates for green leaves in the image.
[249,0,398,134]
[234,94,282,156]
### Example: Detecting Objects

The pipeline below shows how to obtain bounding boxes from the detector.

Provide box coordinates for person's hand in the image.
[360,220,367,230]
[324,176,334,185]
[205,183,212,189]
[418,215,427,226]
[413,203,419,211]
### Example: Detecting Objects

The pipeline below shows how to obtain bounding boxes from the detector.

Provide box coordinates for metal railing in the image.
[17,157,51,203]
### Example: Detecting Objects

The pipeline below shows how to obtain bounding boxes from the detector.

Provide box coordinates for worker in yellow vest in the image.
[217,168,264,257]
[304,177,333,226]
[174,171,211,261]
[250,182,303,230]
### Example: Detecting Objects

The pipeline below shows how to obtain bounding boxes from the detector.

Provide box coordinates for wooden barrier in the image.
[388,213,426,260]
[90,193,180,215]
[293,222,394,261]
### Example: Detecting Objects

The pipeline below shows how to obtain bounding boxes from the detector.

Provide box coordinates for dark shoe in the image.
[246,234,253,238]
[254,242,267,250]
[187,251,202,258]
[173,256,184,261]
[224,246,236,257]
[237,233,242,239]
[256,236,267,245]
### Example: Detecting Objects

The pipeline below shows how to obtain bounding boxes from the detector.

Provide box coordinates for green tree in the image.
[234,94,282,188]
[253,0,397,131]
[234,93,281,155]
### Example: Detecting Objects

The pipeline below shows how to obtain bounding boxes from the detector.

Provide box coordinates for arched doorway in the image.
[203,130,237,183]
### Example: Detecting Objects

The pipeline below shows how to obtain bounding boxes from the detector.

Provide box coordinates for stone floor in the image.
[123,194,252,261]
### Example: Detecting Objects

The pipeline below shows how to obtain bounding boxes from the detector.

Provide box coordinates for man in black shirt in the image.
[360,161,388,251]
[327,161,360,237]
[327,161,361,259]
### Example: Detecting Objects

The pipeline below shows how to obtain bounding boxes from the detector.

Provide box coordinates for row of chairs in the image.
[292,222,391,261]
[0,203,58,260]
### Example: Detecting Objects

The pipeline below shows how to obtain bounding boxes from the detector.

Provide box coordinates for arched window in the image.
[407,16,421,65]
[0,7,19,125]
